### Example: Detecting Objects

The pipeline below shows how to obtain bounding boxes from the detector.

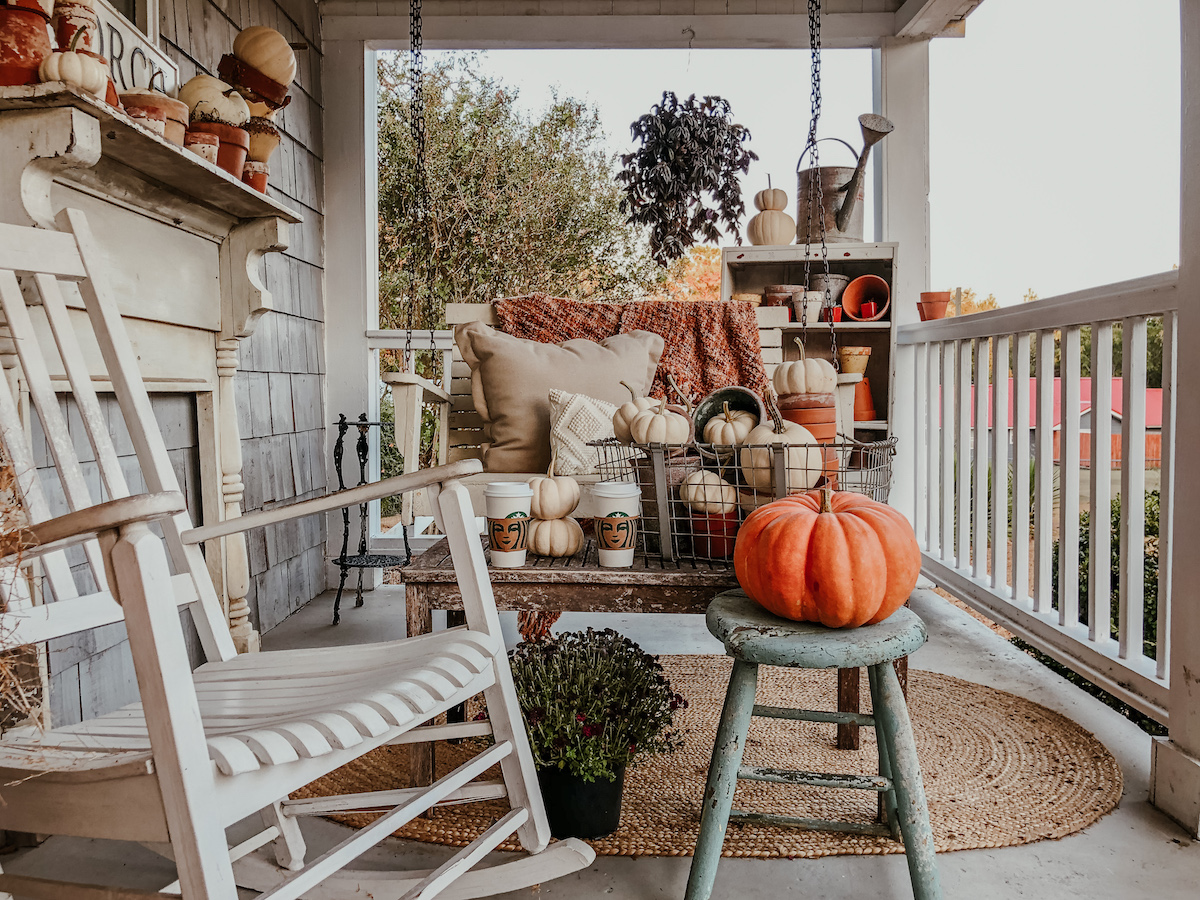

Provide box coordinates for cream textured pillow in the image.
[454,322,663,473]
[548,390,617,476]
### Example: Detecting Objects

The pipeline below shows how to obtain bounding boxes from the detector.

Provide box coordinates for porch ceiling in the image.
[320,0,985,49]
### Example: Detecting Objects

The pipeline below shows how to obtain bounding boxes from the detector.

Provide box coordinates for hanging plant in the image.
[617,92,757,266]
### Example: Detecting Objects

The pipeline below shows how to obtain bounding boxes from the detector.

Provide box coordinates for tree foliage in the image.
[655,246,723,301]
[377,54,663,330]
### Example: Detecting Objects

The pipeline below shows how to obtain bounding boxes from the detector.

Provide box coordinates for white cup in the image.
[591,481,642,568]
[483,482,534,568]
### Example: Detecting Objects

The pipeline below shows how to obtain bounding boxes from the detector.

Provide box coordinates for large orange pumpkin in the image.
[733,488,920,628]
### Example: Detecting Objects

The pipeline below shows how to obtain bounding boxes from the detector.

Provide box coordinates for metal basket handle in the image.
[796,137,861,173]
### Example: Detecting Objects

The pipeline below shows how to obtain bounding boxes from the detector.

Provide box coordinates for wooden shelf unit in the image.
[721,243,898,437]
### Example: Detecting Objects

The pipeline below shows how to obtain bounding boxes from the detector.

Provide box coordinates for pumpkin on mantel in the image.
[179,74,250,126]
[734,488,921,628]
[745,181,796,246]
[38,29,106,99]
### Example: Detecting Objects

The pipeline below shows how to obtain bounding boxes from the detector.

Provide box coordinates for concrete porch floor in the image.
[6,583,1195,898]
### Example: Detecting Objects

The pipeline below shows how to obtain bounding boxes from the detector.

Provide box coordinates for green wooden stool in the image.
[685,590,942,900]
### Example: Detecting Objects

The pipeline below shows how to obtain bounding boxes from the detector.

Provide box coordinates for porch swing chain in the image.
[799,0,838,369]
[403,0,432,375]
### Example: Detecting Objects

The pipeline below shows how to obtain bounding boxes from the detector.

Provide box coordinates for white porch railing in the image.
[895,272,1178,722]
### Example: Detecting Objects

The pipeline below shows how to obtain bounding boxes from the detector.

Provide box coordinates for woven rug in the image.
[294,658,1123,858]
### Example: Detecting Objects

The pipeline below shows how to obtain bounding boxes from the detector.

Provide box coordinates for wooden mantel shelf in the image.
[0,84,302,225]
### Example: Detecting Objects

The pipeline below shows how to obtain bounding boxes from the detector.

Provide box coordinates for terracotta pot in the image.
[841,274,891,321]
[242,159,268,192]
[837,346,872,375]
[917,299,950,321]
[762,291,791,308]
[127,105,166,136]
[690,510,739,559]
[121,91,189,145]
[245,116,280,163]
[187,120,250,178]
[52,0,96,52]
[184,129,219,164]
[0,0,52,87]
[853,378,877,421]
[807,272,850,305]
[822,306,843,322]
[920,290,952,304]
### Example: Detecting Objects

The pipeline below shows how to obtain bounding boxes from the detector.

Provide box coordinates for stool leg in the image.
[870,662,942,900]
[868,665,901,840]
[685,660,759,900]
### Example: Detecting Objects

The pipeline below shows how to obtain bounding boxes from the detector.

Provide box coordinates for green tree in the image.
[376,53,662,332]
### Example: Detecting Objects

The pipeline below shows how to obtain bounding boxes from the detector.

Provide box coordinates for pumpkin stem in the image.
[721,401,732,422]
[666,372,692,414]
[547,450,557,479]
[794,335,806,362]
[620,380,638,402]
[767,173,773,190]
[820,487,834,513]
[766,392,786,435]
[67,27,88,52]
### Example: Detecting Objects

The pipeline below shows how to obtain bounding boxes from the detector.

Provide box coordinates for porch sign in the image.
[90,0,179,94]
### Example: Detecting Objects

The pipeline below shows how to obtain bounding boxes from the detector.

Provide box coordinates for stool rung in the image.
[737,765,890,792]
[752,703,875,728]
[730,809,893,837]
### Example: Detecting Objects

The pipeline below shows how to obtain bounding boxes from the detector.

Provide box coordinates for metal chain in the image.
[403,0,429,375]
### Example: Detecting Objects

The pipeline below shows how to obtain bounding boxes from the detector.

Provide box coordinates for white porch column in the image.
[322,39,381,587]
[1150,0,1200,837]
[874,38,931,521]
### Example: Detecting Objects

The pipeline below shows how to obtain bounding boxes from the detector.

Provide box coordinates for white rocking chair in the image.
[0,210,593,899]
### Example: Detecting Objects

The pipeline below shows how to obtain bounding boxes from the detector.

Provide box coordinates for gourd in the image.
[746,178,796,246]
[528,454,581,520]
[528,516,585,558]
[179,74,250,126]
[38,28,107,99]
[734,488,921,628]
[680,470,737,515]
[739,397,822,491]
[773,338,838,396]
[703,401,758,446]
[613,381,658,444]
[630,400,691,445]
[233,25,297,86]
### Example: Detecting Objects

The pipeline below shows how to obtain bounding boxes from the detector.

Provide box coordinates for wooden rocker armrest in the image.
[181,458,484,544]
[8,492,187,561]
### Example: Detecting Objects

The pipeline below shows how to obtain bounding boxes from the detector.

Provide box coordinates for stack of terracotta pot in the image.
[772,340,840,488]
[2,0,121,105]
[218,26,294,192]
[179,73,252,178]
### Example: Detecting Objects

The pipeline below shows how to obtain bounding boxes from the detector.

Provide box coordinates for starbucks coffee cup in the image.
[483,482,534,567]
[591,481,642,568]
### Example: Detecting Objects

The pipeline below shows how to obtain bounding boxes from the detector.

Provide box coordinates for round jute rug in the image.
[294,658,1123,858]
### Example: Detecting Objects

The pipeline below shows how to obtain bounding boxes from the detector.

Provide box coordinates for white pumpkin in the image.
[613,381,658,444]
[703,401,758,447]
[746,209,796,246]
[680,470,737,514]
[233,25,297,86]
[39,30,108,99]
[739,405,823,491]
[528,454,581,519]
[630,400,691,445]
[528,517,584,558]
[772,337,838,396]
[179,74,250,126]
[754,187,788,211]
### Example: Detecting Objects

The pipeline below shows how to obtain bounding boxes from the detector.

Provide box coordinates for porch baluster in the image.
[990,335,1010,592]
[913,344,928,546]
[1059,326,1082,627]
[972,338,988,580]
[1033,330,1056,613]
[1089,324,1114,643]
[925,341,940,553]
[1156,312,1177,680]
[956,340,971,568]
[1118,317,1148,660]
[1012,333,1032,604]
[940,342,956,563]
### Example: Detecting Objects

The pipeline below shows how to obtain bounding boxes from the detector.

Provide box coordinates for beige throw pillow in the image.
[548,390,617,476]
[454,322,663,473]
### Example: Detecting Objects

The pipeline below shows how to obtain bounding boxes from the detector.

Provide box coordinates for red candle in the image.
[861,301,878,319]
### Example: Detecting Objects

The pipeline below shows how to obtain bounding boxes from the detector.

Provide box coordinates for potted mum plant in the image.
[509,628,687,839]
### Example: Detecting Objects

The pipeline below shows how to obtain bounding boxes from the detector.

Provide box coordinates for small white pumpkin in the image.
[703,401,758,446]
[528,453,581,519]
[754,184,788,212]
[746,209,796,246]
[680,470,738,515]
[630,400,691,445]
[179,74,250,126]
[772,337,838,396]
[233,26,298,86]
[613,381,658,444]
[739,401,823,491]
[39,29,108,99]
[528,517,584,558]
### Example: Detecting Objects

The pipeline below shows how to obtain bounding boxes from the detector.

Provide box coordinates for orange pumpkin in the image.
[733,488,920,628]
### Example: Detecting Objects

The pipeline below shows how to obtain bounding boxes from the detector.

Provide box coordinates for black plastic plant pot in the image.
[537,765,626,839]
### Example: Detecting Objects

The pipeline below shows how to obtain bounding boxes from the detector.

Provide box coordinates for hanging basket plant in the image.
[617,91,757,266]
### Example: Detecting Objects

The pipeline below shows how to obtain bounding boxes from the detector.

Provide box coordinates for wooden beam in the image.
[894,0,981,38]
[0,874,176,900]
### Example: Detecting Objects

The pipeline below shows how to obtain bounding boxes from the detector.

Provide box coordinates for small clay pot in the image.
[187,120,250,178]
[52,0,96,52]
[837,346,871,375]
[917,293,951,321]
[121,91,189,145]
[853,378,877,421]
[842,274,891,321]
[242,159,269,192]
[778,394,836,444]
[807,272,850,305]
[246,116,281,163]
[790,290,825,324]
[822,306,843,323]
[0,0,52,87]
[184,130,219,164]
[127,105,166,136]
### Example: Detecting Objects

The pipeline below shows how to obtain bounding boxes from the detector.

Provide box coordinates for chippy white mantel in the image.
[0,85,302,656]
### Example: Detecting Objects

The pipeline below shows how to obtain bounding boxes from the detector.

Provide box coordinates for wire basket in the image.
[590,435,897,566]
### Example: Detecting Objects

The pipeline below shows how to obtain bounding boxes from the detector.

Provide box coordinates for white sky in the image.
[421,0,1180,306]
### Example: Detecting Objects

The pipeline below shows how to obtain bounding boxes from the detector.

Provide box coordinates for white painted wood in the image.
[405,808,529,900]
[925,340,939,551]
[1089,323,1114,643]
[990,334,1009,592]
[972,338,987,580]
[912,343,927,545]
[1157,311,1176,681]
[282,781,506,817]
[1059,326,1082,627]
[940,341,955,560]
[894,0,975,37]
[1119,317,1148,661]
[1033,330,1056,613]
[1012,332,1032,605]
[955,340,970,567]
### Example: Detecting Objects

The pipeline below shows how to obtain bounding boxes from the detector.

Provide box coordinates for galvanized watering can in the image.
[796,114,894,244]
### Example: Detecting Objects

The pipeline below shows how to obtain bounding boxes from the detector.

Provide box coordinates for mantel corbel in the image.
[0,107,102,229]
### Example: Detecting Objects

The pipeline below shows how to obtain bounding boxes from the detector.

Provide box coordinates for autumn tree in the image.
[377,53,663,331]
[656,246,723,301]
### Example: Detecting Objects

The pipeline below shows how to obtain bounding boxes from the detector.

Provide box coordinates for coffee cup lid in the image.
[591,481,641,499]
[482,481,533,498]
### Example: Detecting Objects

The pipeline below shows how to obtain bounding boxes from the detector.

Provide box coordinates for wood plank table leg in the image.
[837,667,860,750]
[405,584,434,789]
